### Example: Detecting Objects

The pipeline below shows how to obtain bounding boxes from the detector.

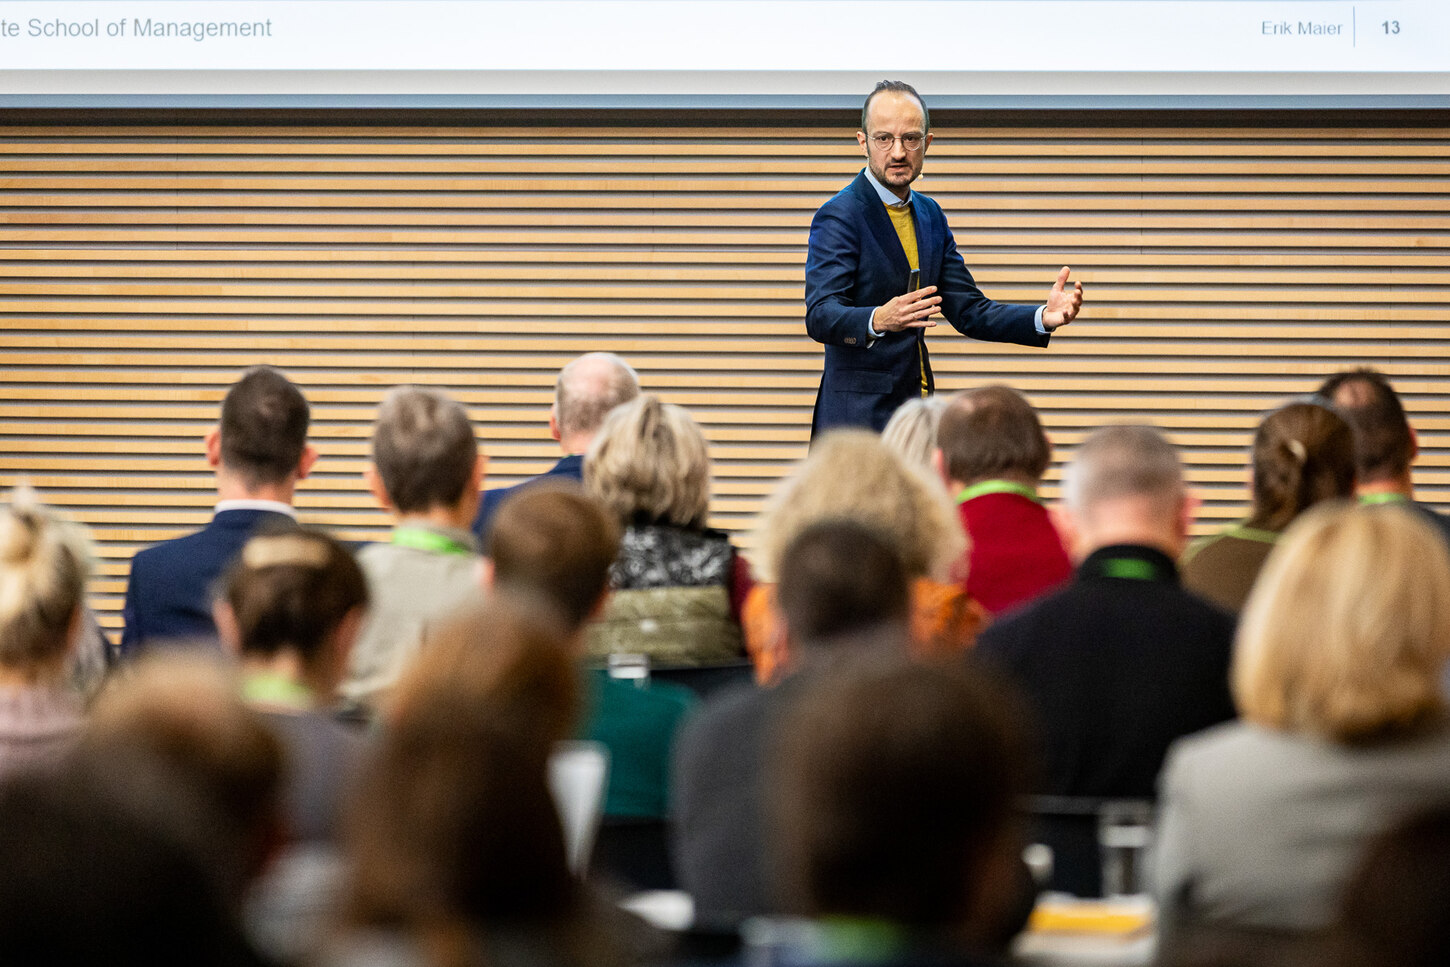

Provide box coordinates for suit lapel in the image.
[850,171,911,279]
[910,191,940,288]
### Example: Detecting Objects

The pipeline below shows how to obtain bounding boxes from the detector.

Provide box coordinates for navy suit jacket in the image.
[470,453,584,545]
[805,170,1050,433]
[121,508,296,656]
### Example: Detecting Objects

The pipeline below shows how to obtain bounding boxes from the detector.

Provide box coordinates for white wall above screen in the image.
[2,0,1448,107]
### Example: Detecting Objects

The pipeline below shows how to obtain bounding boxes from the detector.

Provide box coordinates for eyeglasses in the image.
[868,132,926,152]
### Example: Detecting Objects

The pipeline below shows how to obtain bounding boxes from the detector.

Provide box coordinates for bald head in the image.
[1061,424,1189,558]
[552,353,640,453]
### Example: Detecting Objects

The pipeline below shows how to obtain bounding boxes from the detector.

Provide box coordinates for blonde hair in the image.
[0,492,93,672]
[585,394,711,528]
[755,429,966,584]
[881,397,948,470]
[1234,502,1450,743]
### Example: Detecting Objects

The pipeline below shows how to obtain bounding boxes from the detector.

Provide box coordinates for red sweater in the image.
[958,485,1073,617]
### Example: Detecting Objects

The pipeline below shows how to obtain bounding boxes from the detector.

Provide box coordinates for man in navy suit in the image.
[806,80,1084,433]
[121,366,315,654]
[470,351,639,542]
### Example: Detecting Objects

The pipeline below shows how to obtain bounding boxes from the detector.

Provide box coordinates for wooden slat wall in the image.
[1,122,1448,634]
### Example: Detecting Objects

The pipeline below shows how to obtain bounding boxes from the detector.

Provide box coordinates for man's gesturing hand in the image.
[1042,267,1083,331]
[873,286,941,334]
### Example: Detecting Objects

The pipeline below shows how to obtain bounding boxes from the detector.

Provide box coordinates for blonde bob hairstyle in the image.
[1234,501,1450,743]
[880,396,948,470]
[585,394,711,529]
[754,429,966,585]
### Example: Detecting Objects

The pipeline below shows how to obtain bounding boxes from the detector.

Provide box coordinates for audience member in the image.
[880,395,948,469]
[0,496,91,779]
[122,365,315,653]
[759,658,1031,967]
[329,595,637,967]
[487,484,696,823]
[674,519,913,928]
[78,654,286,912]
[935,385,1072,615]
[584,394,749,665]
[975,424,1236,894]
[745,429,978,683]
[341,385,485,716]
[473,352,640,542]
[0,764,267,967]
[1154,502,1450,935]
[1316,366,1450,545]
[216,529,369,844]
[1183,400,1354,613]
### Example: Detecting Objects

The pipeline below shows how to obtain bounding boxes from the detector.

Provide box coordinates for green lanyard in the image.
[956,479,1041,505]
[1223,522,1280,544]
[242,672,313,711]
[1359,493,1409,507]
[391,526,473,556]
[1099,557,1160,581]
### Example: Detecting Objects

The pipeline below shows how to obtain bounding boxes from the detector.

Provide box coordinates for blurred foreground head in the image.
[770,659,1030,944]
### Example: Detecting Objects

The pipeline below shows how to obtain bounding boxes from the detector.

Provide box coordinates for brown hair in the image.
[777,519,911,648]
[1317,368,1415,484]
[1248,401,1356,532]
[346,596,580,959]
[487,484,620,631]
[938,385,1051,485]
[0,495,91,674]
[771,658,1029,928]
[219,529,367,663]
[219,366,310,488]
[372,386,479,513]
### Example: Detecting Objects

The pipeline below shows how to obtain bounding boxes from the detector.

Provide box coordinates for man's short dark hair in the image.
[219,366,309,487]
[771,659,1029,929]
[938,385,1051,485]
[777,519,910,649]
[861,80,930,134]
[372,386,478,513]
[1317,368,1415,483]
[488,484,621,631]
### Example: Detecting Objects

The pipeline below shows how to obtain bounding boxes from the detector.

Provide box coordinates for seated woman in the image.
[583,394,750,665]
[1154,502,1450,936]
[0,496,93,779]
[1182,400,1355,612]
[745,429,979,684]
[214,529,369,845]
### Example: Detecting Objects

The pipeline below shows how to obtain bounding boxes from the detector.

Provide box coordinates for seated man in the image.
[122,365,315,654]
[974,424,1237,895]
[472,351,639,542]
[934,385,1071,616]
[485,484,696,826]
[759,659,1032,966]
[1317,366,1450,545]
[340,386,486,716]
[672,519,912,928]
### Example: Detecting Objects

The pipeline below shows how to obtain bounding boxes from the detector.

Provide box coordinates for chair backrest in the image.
[548,740,611,876]
[1025,795,1155,898]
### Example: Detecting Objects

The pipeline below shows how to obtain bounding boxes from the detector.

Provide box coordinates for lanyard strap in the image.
[391,526,473,556]
[1359,493,1409,506]
[1098,557,1160,581]
[956,479,1041,505]
[242,672,313,710]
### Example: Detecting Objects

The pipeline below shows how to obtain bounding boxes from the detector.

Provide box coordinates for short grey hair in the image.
[555,353,640,440]
[1062,424,1183,517]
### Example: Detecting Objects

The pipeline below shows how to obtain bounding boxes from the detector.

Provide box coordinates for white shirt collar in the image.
[214,499,297,518]
[863,166,913,209]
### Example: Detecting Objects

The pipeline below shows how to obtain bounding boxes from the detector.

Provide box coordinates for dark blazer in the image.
[974,544,1237,801]
[470,453,584,545]
[804,170,1049,433]
[120,508,296,656]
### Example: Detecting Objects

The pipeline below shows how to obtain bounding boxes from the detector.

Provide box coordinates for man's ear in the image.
[212,600,242,657]
[1051,504,1084,563]
[931,447,950,488]
[204,426,223,469]
[1410,424,1420,461]
[1177,491,1200,554]
[856,130,869,158]
[471,451,488,492]
[549,403,562,444]
[294,444,318,481]
[479,557,495,591]
[364,465,395,513]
